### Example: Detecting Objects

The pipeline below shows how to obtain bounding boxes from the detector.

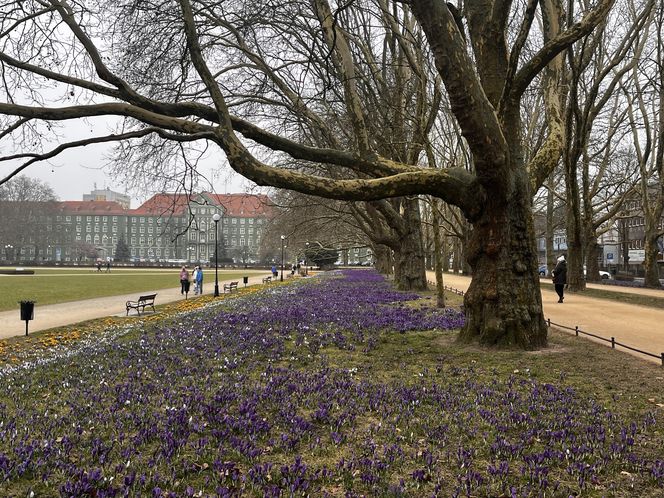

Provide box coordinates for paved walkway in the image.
[0,272,273,340]
[428,272,664,365]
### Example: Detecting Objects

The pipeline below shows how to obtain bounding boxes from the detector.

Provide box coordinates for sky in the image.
[4,117,260,209]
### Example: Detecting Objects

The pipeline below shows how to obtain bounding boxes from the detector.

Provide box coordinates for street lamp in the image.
[305,242,309,275]
[187,245,195,262]
[4,244,13,262]
[280,235,285,281]
[212,213,221,297]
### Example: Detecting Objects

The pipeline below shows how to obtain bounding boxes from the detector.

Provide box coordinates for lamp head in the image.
[212,213,221,222]
[280,235,285,240]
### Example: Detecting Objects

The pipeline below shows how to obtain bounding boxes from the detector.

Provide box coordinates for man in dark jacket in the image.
[552,255,567,303]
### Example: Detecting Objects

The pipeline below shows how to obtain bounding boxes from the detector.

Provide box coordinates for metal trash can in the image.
[20,301,35,321]
[243,276,249,287]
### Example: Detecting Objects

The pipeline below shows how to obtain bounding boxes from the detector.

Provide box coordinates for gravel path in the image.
[429,272,664,365]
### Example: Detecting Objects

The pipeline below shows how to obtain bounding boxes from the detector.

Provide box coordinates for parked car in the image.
[538,265,548,277]
[583,265,612,279]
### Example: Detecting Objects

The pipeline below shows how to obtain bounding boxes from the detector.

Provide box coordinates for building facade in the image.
[1,191,273,264]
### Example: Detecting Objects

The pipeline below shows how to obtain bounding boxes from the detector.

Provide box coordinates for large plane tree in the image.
[0,0,615,348]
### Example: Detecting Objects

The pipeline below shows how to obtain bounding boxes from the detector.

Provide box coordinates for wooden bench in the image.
[223,281,239,293]
[126,293,157,316]
[262,276,272,284]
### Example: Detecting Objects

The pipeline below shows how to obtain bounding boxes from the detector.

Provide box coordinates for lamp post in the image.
[4,244,13,263]
[280,235,285,281]
[304,242,309,275]
[212,213,221,296]
[187,245,195,263]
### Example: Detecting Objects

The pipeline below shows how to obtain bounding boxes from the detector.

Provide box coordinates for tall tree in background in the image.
[0,176,57,261]
[0,0,615,348]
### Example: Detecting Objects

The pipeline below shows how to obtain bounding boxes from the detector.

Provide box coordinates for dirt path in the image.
[428,272,664,365]
[0,273,273,340]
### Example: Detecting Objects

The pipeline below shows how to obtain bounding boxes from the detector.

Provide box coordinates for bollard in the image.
[611,337,615,349]
[575,326,579,337]
[547,318,550,327]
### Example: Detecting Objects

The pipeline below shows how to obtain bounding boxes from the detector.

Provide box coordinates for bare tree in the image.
[0,0,616,348]
[0,175,57,261]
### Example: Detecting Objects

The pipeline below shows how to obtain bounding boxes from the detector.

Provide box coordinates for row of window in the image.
[627,217,664,229]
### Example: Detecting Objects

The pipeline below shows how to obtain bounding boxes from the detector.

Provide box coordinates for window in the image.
[86,226,92,232]
[240,237,245,246]
[132,217,137,223]
[86,235,92,243]
[240,218,245,224]
[140,217,145,223]
[240,227,245,234]
[76,226,81,233]
[140,237,145,244]
[95,216,100,222]
[66,216,71,222]
[140,227,145,233]
[248,218,254,224]
[232,218,237,224]
[76,216,82,222]
[102,216,107,222]
[148,226,153,233]
[112,226,117,233]
[131,237,136,245]
[113,216,117,222]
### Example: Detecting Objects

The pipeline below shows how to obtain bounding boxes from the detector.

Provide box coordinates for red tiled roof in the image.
[204,193,274,218]
[132,193,192,216]
[55,201,127,214]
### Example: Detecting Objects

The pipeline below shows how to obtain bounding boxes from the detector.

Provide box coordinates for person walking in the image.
[192,266,200,295]
[196,266,204,295]
[271,264,278,279]
[552,255,567,303]
[179,266,190,295]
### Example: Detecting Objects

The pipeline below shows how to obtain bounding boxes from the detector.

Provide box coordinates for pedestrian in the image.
[192,266,199,295]
[271,264,278,278]
[196,265,204,295]
[106,260,111,273]
[180,266,190,295]
[552,254,567,303]
[96,260,102,272]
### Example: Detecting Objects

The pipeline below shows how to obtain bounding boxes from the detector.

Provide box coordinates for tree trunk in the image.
[459,187,547,349]
[432,198,446,308]
[373,244,393,275]
[643,230,662,288]
[392,199,428,291]
[584,237,602,283]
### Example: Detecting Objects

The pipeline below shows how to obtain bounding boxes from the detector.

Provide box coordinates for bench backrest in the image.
[138,294,157,301]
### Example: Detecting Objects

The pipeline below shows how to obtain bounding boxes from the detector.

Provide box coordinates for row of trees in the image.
[1,0,663,349]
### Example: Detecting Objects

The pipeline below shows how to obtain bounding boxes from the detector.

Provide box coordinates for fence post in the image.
[611,337,615,349]
[575,326,579,337]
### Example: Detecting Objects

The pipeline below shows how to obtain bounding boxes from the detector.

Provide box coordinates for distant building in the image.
[1,192,273,264]
[82,188,131,209]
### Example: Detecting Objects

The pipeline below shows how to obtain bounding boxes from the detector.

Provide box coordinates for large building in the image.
[1,191,273,264]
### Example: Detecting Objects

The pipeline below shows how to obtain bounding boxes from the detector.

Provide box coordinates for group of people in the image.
[179,265,204,296]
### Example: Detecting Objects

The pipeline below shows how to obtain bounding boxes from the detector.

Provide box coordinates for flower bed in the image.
[0,270,661,496]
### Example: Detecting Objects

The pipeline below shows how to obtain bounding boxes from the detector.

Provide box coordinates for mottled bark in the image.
[393,199,427,291]
[459,179,546,348]
[373,244,393,275]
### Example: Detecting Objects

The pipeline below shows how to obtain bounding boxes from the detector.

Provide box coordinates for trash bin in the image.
[19,300,35,321]
[243,276,249,287]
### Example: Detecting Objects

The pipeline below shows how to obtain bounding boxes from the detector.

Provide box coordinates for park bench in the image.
[223,281,239,293]
[126,293,157,316]
[262,276,272,284]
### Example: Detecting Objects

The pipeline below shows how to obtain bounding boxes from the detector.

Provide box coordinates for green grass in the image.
[0,268,266,311]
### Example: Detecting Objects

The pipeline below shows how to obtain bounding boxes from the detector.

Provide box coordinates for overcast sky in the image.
[4,117,259,208]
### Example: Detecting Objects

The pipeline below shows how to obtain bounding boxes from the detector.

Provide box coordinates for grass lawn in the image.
[0,267,266,311]
[0,270,661,496]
